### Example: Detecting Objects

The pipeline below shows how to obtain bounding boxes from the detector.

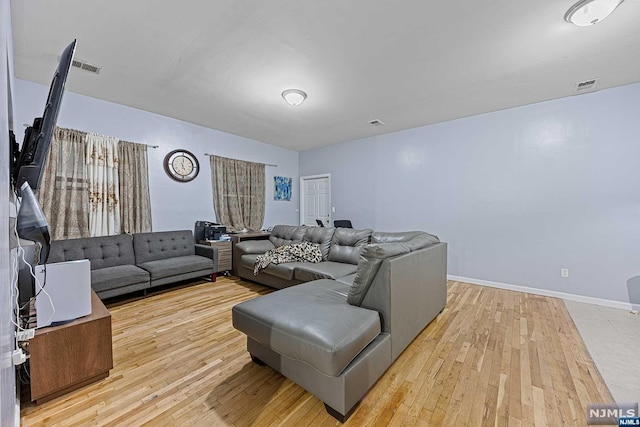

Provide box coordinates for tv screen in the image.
[11,39,76,195]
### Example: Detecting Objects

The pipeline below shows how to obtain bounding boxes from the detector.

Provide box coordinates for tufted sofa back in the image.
[269,225,307,247]
[48,234,135,270]
[302,227,335,260]
[133,230,195,264]
[327,228,373,264]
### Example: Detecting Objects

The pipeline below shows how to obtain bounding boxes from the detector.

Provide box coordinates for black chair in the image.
[316,219,325,227]
[333,220,353,228]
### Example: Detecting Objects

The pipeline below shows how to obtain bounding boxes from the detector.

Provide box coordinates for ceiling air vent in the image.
[368,119,385,126]
[575,78,599,92]
[71,58,101,74]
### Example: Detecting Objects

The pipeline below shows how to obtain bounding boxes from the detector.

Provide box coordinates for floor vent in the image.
[368,119,385,126]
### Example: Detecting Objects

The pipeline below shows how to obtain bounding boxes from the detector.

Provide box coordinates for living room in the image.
[2,0,640,426]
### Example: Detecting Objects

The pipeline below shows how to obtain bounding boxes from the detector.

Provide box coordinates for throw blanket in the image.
[254,242,322,275]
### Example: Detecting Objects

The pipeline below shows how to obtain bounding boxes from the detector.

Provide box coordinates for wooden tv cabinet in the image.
[29,290,113,403]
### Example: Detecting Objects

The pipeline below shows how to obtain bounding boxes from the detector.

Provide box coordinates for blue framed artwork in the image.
[274,176,292,201]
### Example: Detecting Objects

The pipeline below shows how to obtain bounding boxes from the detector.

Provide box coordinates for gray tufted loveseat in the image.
[47,230,218,299]
[232,225,447,421]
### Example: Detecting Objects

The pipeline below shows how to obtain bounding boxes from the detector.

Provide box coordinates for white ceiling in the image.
[10,0,640,151]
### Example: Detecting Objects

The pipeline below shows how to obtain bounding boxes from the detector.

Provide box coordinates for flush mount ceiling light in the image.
[564,0,624,26]
[282,89,307,106]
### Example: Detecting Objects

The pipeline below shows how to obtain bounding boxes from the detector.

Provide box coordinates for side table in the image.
[29,290,113,403]
[199,240,232,273]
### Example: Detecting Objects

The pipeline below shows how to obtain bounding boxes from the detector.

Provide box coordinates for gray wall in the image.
[1,0,16,423]
[300,83,640,305]
[13,79,300,232]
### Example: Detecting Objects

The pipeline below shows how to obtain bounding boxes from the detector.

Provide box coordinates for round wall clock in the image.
[163,149,200,182]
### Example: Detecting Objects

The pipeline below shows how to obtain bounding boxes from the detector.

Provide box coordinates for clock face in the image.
[163,149,199,182]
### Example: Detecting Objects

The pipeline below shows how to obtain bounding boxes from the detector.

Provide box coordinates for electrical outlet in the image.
[16,329,35,341]
[561,268,569,278]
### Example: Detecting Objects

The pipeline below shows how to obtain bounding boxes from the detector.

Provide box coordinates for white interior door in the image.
[300,175,331,226]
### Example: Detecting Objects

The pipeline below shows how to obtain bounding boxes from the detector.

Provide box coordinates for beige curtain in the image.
[118,140,152,233]
[38,128,90,240]
[86,133,120,236]
[209,155,265,231]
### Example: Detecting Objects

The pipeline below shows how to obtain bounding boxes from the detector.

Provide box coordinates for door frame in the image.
[299,173,331,226]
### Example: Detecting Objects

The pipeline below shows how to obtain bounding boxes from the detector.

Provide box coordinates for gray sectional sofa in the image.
[232,225,447,422]
[235,225,378,288]
[47,230,218,299]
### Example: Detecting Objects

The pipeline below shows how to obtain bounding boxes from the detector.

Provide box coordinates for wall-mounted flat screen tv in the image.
[11,39,76,195]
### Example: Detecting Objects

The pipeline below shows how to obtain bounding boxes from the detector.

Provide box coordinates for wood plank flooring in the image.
[20,278,614,426]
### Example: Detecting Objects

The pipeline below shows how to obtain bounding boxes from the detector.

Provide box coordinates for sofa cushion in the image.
[294,262,358,282]
[303,227,335,260]
[362,242,412,259]
[347,243,413,306]
[404,233,440,250]
[336,273,356,286]
[328,228,373,265]
[371,231,438,244]
[240,254,259,269]
[91,264,149,293]
[232,279,381,377]
[137,255,212,280]
[263,263,299,280]
[269,225,307,248]
[133,230,195,264]
[347,257,384,306]
[240,254,298,280]
[49,234,135,270]
[235,239,275,255]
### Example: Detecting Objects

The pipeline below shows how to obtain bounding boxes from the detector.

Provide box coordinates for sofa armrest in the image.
[235,240,275,255]
[361,242,447,361]
[195,244,219,273]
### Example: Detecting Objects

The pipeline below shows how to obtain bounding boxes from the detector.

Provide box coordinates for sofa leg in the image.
[250,354,266,366]
[324,402,358,423]
[211,273,217,282]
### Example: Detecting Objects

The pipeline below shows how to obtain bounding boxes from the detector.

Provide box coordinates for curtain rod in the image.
[23,124,161,149]
[204,153,277,167]
[120,141,158,149]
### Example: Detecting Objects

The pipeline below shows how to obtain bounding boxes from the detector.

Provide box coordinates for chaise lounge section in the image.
[232,226,447,421]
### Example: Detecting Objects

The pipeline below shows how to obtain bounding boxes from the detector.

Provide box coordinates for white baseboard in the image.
[447,275,634,311]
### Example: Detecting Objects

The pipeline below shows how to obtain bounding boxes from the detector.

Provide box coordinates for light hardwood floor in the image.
[20,277,613,426]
